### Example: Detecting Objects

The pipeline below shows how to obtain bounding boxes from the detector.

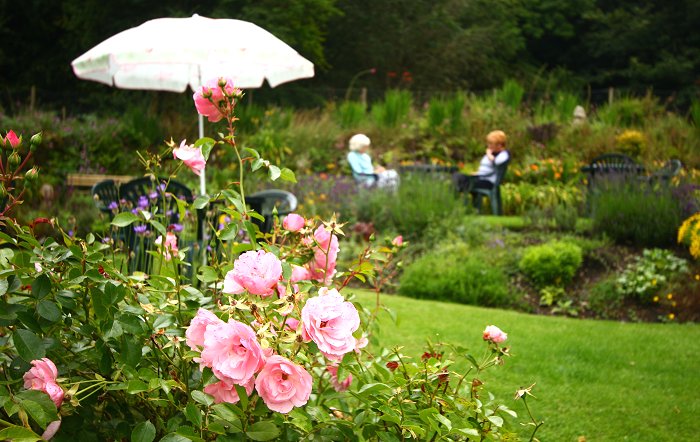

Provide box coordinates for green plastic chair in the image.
[470,157,510,215]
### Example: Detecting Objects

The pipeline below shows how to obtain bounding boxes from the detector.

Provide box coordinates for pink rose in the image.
[285,317,299,331]
[392,235,404,246]
[223,250,283,297]
[301,288,360,359]
[483,325,508,343]
[326,365,352,392]
[283,213,305,232]
[186,308,223,351]
[291,265,311,283]
[173,140,206,176]
[203,376,254,404]
[255,355,312,413]
[308,225,339,284]
[200,320,266,384]
[154,232,179,261]
[23,358,64,408]
[192,77,240,122]
[4,130,21,148]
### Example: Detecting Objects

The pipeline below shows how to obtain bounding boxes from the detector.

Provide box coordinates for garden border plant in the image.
[0,79,540,441]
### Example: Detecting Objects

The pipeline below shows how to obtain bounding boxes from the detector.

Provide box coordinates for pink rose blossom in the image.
[186,308,223,350]
[392,235,404,246]
[285,317,299,331]
[483,325,508,343]
[203,376,254,404]
[301,288,360,359]
[291,265,311,283]
[223,250,283,297]
[23,358,64,408]
[255,355,312,413]
[308,225,339,284]
[326,365,352,392]
[154,232,179,261]
[192,77,240,122]
[173,140,206,176]
[4,130,21,148]
[200,320,266,384]
[283,213,305,232]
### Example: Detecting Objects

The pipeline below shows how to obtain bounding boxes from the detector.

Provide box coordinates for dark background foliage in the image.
[1,0,699,114]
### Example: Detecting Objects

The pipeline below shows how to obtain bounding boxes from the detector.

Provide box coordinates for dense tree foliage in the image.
[0,0,697,112]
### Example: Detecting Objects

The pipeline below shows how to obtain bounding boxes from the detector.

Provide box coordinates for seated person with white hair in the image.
[347,134,399,189]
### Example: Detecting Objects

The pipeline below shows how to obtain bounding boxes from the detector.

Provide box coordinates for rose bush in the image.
[0,85,540,441]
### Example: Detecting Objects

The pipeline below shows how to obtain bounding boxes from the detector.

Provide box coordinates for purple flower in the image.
[108,201,118,210]
[134,225,148,235]
[137,196,149,209]
[157,183,167,192]
[131,208,139,215]
[149,191,159,200]
[171,223,184,232]
[102,236,112,244]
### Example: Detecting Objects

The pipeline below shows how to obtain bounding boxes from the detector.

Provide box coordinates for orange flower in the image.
[554,172,561,180]
[530,164,539,171]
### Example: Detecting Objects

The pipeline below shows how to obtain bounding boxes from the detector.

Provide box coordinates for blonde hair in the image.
[486,130,507,147]
[349,133,371,152]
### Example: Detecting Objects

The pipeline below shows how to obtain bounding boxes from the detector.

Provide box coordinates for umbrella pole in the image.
[198,113,206,195]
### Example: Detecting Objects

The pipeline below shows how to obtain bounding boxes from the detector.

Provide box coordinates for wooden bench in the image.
[66,173,136,189]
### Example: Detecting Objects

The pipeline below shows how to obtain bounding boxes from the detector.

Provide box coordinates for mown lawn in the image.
[349,289,700,441]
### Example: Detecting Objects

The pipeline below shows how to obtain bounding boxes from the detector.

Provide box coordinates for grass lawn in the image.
[348,289,700,441]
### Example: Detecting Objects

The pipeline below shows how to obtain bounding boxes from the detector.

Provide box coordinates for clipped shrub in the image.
[590,182,683,248]
[615,129,646,157]
[518,240,583,288]
[399,244,511,307]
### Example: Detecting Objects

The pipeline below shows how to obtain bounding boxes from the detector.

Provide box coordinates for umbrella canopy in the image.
[71,14,314,193]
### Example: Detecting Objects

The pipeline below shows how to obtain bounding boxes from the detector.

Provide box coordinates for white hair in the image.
[348,133,371,151]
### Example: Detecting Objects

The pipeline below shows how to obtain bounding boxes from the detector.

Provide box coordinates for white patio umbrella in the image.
[71,14,314,195]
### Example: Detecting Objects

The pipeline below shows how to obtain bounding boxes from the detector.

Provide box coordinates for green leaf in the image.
[191,390,214,407]
[245,421,280,441]
[358,382,391,396]
[453,428,480,437]
[251,158,264,171]
[196,266,219,284]
[13,329,45,361]
[211,403,243,432]
[268,165,281,181]
[16,390,59,428]
[91,287,111,320]
[184,403,202,429]
[435,413,452,431]
[233,383,248,410]
[0,426,41,442]
[194,137,216,159]
[112,212,141,227]
[131,420,156,442]
[279,167,297,183]
[242,147,260,159]
[159,433,192,442]
[0,278,8,296]
[31,274,51,299]
[127,379,150,394]
[486,415,503,427]
[150,220,167,237]
[193,195,210,210]
[153,314,176,330]
[37,300,61,322]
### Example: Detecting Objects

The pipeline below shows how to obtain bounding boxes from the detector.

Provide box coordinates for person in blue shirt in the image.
[347,134,399,189]
[453,130,510,193]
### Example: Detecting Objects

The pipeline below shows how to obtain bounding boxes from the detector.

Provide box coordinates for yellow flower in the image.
[667,293,673,300]
[671,301,677,307]
[695,274,700,281]
[668,313,675,320]
[651,279,657,286]
[653,296,659,302]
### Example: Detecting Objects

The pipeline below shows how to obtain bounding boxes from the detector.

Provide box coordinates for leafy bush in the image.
[501,182,584,217]
[616,248,689,302]
[587,277,625,319]
[590,181,684,248]
[399,244,511,307]
[334,100,366,128]
[371,89,413,128]
[518,240,583,288]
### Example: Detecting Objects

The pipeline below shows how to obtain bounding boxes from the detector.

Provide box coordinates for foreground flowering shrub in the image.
[0,88,540,441]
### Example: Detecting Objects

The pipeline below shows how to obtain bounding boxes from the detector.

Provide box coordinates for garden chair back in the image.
[91,179,119,216]
[470,155,510,215]
[247,189,298,233]
[582,153,645,213]
[118,177,195,274]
